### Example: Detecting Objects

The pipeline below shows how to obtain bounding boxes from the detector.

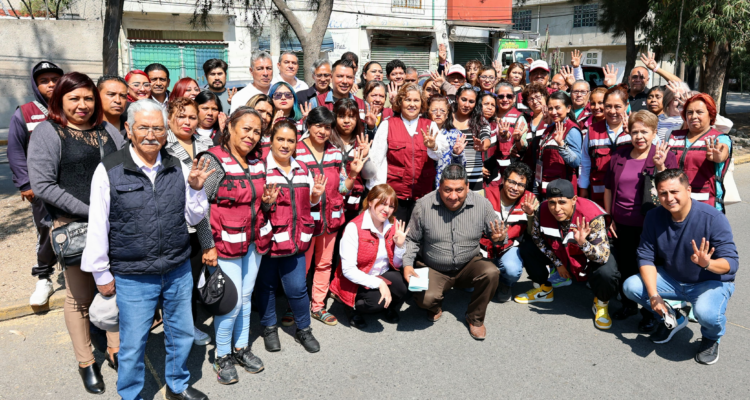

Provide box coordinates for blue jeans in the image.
[623,267,735,341]
[255,253,311,329]
[115,260,194,400]
[209,245,262,357]
[494,247,524,287]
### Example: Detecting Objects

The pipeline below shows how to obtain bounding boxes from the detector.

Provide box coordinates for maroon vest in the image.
[481,188,531,258]
[342,144,366,213]
[669,128,731,207]
[265,159,316,256]
[585,121,632,206]
[536,118,580,195]
[19,101,48,135]
[296,140,346,235]
[317,92,367,121]
[385,117,436,200]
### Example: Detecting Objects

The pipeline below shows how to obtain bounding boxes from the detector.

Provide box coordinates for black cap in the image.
[32,61,64,81]
[546,179,576,199]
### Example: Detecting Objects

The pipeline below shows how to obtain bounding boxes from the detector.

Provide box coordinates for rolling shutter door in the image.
[370,33,432,80]
[453,42,494,67]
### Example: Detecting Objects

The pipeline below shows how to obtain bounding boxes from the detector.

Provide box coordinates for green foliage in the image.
[593,0,651,39]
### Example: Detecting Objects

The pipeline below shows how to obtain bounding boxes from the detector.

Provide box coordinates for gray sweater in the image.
[28,121,126,218]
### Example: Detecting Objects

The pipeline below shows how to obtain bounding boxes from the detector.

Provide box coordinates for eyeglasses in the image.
[133,126,166,136]
[571,90,589,96]
[129,82,151,89]
[314,73,331,79]
[529,95,545,103]
[429,109,447,115]
[479,75,496,81]
[496,94,514,100]
[504,178,526,189]
[273,92,294,100]
[460,83,481,92]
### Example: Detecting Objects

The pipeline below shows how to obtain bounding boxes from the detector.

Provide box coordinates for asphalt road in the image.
[2,168,750,400]
[725,92,750,115]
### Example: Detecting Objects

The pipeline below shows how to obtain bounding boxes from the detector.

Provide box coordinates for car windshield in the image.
[515,51,541,64]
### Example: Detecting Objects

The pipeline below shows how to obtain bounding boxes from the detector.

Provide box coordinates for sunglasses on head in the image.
[460,83,481,92]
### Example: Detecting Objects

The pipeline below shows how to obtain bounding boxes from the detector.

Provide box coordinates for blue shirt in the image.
[637,199,739,283]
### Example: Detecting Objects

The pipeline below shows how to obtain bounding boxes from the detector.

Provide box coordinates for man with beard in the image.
[203,58,233,114]
[145,63,171,108]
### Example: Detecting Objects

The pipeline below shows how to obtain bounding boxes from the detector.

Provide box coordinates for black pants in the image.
[613,223,643,308]
[519,237,620,302]
[353,270,409,314]
[189,232,204,324]
[31,197,56,279]
[393,199,417,227]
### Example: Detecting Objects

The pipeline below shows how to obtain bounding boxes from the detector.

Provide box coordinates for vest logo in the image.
[31,115,46,120]
[222,157,232,162]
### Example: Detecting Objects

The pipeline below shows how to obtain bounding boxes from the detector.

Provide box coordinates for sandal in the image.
[311,308,338,326]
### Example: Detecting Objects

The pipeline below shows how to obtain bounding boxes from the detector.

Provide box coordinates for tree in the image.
[192,0,334,84]
[102,0,124,75]
[645,0,750,113]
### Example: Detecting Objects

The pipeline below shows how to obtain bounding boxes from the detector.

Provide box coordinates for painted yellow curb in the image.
[735,153,750,165]
[0,291,65,322]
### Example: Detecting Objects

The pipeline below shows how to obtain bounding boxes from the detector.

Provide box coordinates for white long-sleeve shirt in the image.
[339,210,405,289]
[81,146,208,285]
[368,116,448,189]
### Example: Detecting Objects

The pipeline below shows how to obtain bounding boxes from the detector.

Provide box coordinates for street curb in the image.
[735,154,750,165]
[0,291,65,322]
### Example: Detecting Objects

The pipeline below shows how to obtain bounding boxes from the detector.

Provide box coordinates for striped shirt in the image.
[403,190,501,273]
[657,114,684,143]
[460,125,491,191]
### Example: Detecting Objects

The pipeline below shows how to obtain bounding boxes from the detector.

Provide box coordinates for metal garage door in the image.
[130,42,228,90]
[453,42,494,67]
[370,33,432,80]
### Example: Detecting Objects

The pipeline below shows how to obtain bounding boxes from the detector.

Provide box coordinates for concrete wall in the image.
[0,18,104,129]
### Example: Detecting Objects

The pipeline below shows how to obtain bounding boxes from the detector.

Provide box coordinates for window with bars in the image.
[392,0,424,14]
[573,4,598,28]
[512,10,532,31]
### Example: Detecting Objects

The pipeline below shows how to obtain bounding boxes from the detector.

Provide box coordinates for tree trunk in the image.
[699,40,731,114]
[102,0,125,75]
[622,26,637,84]
[272,0,333,85]
[720,50,731,117]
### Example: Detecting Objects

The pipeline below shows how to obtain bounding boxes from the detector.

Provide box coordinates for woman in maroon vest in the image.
[514,83,551,171]
[369,82,448,224]
[486,83,525,182]
[330,184,409,329]
[668,93,731,211]
[362,81,393,139]
[195,107,275,384]
[246,94,275,159]
[479,92,499,159]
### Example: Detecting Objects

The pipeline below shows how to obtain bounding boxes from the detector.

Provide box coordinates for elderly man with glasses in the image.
[81,99,214,400]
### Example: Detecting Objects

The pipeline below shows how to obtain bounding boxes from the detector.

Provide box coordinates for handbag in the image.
[197,264,238,316]
[50,130,105,268]
[640,171,660,216]
[722,159,741,206]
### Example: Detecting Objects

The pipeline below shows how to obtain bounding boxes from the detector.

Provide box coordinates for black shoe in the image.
[638,312,658,333]
[105,351,118,371]
[695,338,720,365]
[212,354,238,385]
[495,282,512,303]
[349,310,368,330]
[612,306,639,320]
[295,327,321,353]
[383,307,400,324]
[262,325,281,352]
[650,314,687,344]
[233,346,264,373]
[165,385,209,400]
[78,362,105,394]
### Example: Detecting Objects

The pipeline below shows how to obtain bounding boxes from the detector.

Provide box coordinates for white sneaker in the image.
[193,326,211,346]
[30,279,54,306]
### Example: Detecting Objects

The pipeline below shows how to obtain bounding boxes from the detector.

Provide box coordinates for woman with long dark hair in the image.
[195,90,225,144]
[246,94,275,159]
[451,84,491,192]
[535,90,584,195]
[29,72,126,394]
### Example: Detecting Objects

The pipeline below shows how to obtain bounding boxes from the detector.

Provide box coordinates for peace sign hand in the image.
[620,111,630,133]
[490,220,507,243]
[705,137,723,162]
[422,127,438,151]
[639,51,658,71]
[227,87,238,104]
[356,131,373,158]
[311,173,327,198]
[691,238,715,269]
[188,157,217,190]
[453,133,467,154]
[262,183,280,204]
[348,148,369,175]
[499,120,512,139]
[653,142,670,171]
[393,219,410,248]
[603,64,619,87]
[552,122,566,147]
[570,49,582,68]
[571,217,591,246]
[521,192,538,216]
[300,102,313,120]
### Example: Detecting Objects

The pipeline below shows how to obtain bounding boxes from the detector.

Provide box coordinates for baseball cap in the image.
[546,179,576,199]
[90,293,119,332]
[446,64,466,78]
[32,61,64,80]
[529,60,550,73]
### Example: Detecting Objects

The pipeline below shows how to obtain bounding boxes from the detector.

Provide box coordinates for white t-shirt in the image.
[230,84,267,114]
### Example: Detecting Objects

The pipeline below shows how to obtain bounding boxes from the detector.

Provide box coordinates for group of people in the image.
[6,47,739,399]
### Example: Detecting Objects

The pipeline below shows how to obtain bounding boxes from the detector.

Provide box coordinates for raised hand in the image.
[653,142,670,171]
[299,102,313,120]
[364,103,378,129]
[356,131,373,158]
[388,81,399,103]
[490,220,507,243]
[639,51,658,71]
[453,133,467,154]
[552,122,566,147]
[492,60,503,76]
[620,111,630,133]
[570,49,582,68]
[666,80,684,97]
[691,238,715,269]
[521,192,538,216]
[348,148,369,175]
[262,183,280,204]
[393,219,409,248]
[311,173,327,198]
[499,120,512,139]
[438,43,447,64]
[603,64,619,87]
[560,65,575,87]
[542,104,551,124]
[430,70,446,88]
[188,157,216,190]
[705,137,724,162]
[227,87,238,104]
[571,217,591,246]
[350,83,359,95]
[422,127,439,150]
[218,112,227,132]
[271,110,285,128]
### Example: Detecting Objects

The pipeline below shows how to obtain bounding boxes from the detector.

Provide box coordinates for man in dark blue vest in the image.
[81,99,214,400]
